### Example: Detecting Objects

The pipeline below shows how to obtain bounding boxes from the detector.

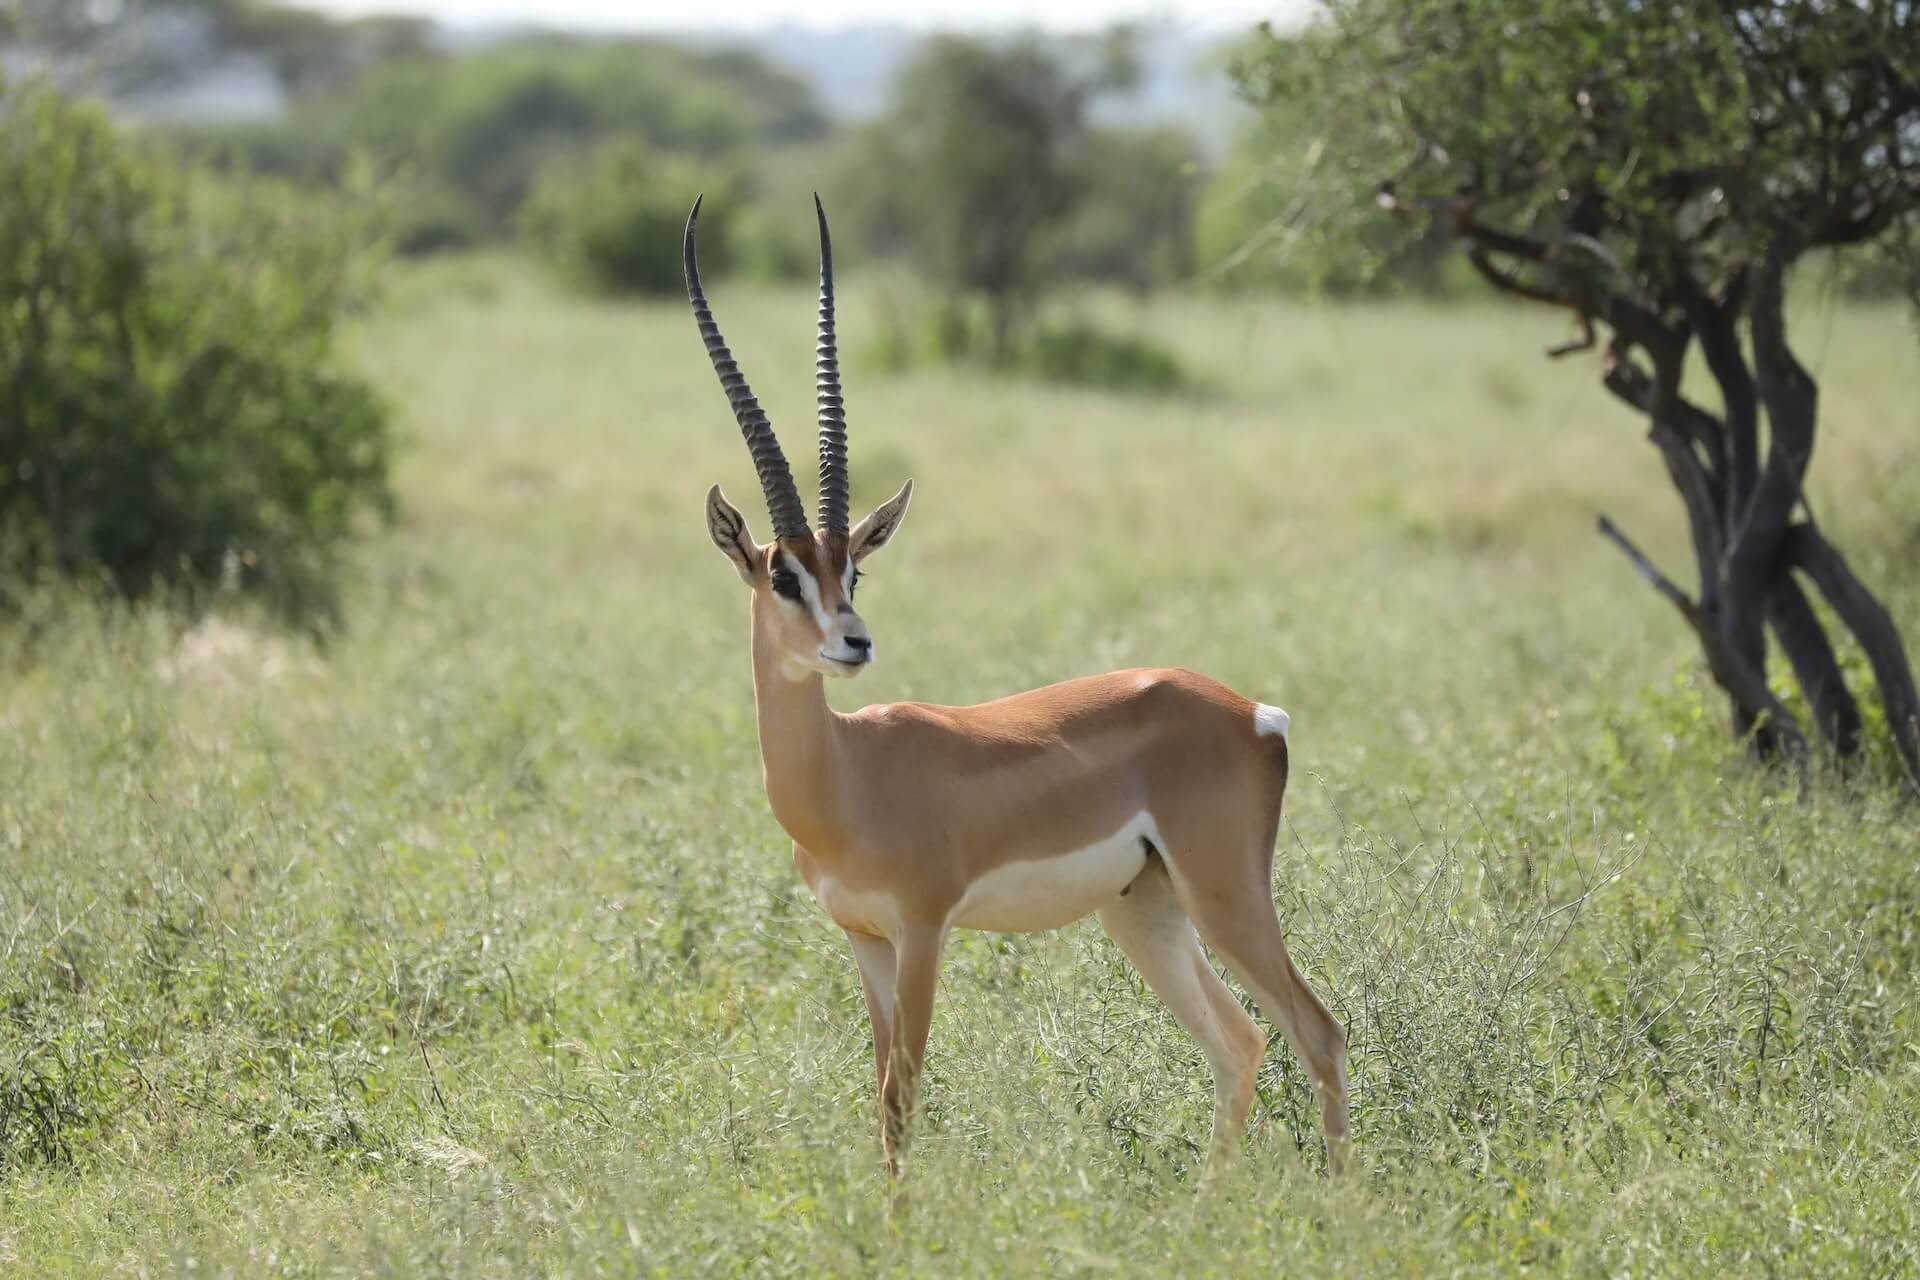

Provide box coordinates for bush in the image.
[1021,318,1189,393]
[852,32,1140,359]
[390,182,488,257]
[172,121,482,260]
[1054,127,1202,294]
[728,203,813,283]
[520,141,726,296]
[0,78,394,625]
[168,115,356,185]
[871,295,1192,394]
[339,36,824,236]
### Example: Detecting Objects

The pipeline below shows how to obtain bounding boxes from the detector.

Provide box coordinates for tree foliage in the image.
[1055,126,1202,297]
[520,141,729,296]
[1241,0,1920,301]
[335,35,822,234]
[166,31,824,258]
[857,31,1142,358]
[1240,0,1920,783]
[0,77,393,624]
[1196,75,1458,294]
[0,0,430,99]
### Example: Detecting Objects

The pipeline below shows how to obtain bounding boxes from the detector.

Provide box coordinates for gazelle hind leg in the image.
[1097,865,1266,1173]
[1179,875,1351,1174]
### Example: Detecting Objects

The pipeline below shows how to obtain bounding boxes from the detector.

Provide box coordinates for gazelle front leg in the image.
[845,930,898,1172]
[880,923,946,1180]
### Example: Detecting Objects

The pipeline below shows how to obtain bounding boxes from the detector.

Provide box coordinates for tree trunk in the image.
[1782,523,1920,790]
[1440,212,1915,788]
[1764,569,1863,758]
[986,293,1017,366]
[1593,248,1920,786]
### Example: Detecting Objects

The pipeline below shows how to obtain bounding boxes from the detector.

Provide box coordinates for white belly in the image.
[814,877,903,938]
[950,812,1157,933]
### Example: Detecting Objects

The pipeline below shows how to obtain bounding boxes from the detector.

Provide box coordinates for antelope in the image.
[684,194,1351,1182]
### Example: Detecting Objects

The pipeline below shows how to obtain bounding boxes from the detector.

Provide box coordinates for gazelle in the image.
[684,195,1350,1181]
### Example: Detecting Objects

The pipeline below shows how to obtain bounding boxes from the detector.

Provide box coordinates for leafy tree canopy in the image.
[193,31,826,237]
[856,30,1142,356]
[1,0,430,98]
[1237,0,1920,311]
[1238,0,1920,783]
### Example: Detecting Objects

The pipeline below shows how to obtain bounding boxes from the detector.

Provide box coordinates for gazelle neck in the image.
[749,607,845,851]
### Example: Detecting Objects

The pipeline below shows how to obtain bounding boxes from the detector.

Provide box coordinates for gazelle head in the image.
[687,194,913,681]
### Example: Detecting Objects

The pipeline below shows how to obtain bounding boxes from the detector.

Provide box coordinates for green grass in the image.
[3,258,1918,1276]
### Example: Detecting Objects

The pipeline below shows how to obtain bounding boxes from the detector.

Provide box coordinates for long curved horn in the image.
[813,194,849,536]
[684,195,808,540]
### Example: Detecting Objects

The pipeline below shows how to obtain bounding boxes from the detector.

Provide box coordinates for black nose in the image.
[843,635,871,654]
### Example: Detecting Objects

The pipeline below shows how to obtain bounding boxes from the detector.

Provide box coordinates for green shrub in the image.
[1021,318,1189,393]
[729,203,812,283]
[872,295,1192,394]
[0,78,394,625]
[1054,127,1202,294]
[339,36,823,236]
[520,140,727,296]
[168,115,355,184]
[390,182,488,257]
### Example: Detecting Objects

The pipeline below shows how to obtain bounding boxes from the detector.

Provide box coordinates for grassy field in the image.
[4,259,1918,1276]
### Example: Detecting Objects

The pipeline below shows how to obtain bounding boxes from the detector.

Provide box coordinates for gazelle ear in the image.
[706,485,757,584]
[849,479,913,565]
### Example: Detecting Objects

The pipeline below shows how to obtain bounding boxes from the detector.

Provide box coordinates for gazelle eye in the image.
[849,568,863,597]
[769,565,803,600]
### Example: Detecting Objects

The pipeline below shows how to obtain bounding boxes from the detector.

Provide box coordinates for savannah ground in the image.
[3,260,1918,1275]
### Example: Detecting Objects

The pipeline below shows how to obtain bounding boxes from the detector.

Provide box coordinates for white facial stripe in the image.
[779,549,834,633]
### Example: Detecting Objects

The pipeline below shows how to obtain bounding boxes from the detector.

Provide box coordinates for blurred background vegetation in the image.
[0,1,1268,624]
[3,0,1916,780]
[5,0,1909,674]
[2,3,1918,1272]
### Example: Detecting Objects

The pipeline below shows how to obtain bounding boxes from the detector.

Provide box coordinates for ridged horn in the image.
[684,194,808,541]
[813,193,849,536]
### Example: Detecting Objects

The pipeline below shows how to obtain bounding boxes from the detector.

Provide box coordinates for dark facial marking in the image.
[768,558,804,601]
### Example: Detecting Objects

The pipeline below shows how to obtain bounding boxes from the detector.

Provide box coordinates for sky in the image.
[298,0,1296,34]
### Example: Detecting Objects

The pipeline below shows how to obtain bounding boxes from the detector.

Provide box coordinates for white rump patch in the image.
[951,813,1158,934]
[1254,703,1291,744]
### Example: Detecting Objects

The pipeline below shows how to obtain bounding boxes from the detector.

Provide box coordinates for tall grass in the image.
[3,258,1917,1275]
